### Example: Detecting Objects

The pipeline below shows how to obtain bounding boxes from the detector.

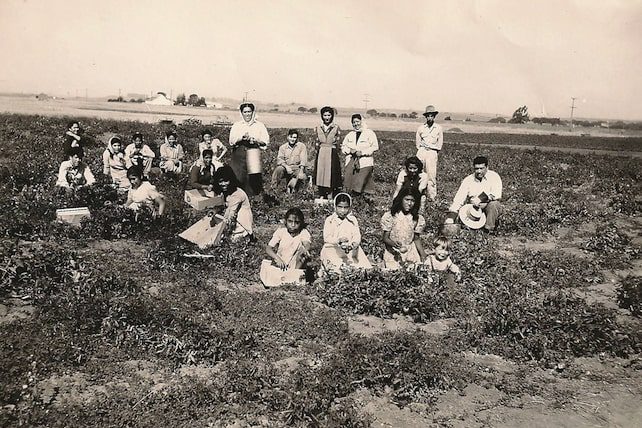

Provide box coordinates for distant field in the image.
[1,95,640,138]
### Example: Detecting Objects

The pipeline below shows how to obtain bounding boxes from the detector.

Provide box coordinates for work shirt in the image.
[450,170,503,212]
[342,129,379,168]
[415,123,443,151]
[276,142,308,170]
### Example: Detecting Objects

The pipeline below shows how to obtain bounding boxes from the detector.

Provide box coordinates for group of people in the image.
[54,103,504,287]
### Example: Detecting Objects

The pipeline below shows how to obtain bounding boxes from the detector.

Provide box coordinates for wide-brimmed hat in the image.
[423,105,439,116]
[458,204,486,229]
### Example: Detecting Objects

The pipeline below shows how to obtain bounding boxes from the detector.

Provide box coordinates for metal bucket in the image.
[246,148,262,174]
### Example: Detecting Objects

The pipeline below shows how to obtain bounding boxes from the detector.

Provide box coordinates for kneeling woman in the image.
[125,167,166,216]
[212,165,254,241]
[381,188,427,269]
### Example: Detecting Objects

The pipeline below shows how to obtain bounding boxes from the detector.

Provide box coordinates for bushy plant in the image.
[617,275,642,316]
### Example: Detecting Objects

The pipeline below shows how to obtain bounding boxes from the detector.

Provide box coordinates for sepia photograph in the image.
[1,0,640,426]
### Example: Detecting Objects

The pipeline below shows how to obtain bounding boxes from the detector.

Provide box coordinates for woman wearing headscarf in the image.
[228,103,270,197]
[342,114,379,200]
[313,106,342,200]
[102,136,130,190]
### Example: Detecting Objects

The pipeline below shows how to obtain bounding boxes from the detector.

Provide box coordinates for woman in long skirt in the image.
[342,114,379,199]
[314,106,342,200]
[228,103,270,197]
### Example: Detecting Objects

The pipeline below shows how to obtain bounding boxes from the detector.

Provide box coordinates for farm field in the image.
[1,113,641,427]
[2,95,642,140]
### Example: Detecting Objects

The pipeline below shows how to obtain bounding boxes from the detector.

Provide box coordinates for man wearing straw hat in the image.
[448,156,503,232]
[415,105,443,202]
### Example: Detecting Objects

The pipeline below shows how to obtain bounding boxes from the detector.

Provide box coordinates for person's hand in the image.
[355,150,363,157]
[455,272,462,282]
[275,257,287,270]
[207,184,214,192]
[398,245,408,254]
[470,196,481,207]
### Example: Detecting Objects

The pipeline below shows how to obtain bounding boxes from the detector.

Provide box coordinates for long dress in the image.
[342,128,379,194]
[260,227,311,287]
[222,188,254,240]
[314,123,342,196]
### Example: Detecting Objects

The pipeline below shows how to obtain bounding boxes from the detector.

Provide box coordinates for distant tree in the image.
[308,107,318,114]
[465,117,472,122]
[390,113,397,118]
[508,105,530,124]
[297,106,307,112]
[188,94,199,106]
[136,98,144,103]
[409,112,418,119]
[366,109,378,116]
[400,113,408,119]
[444,116,452,121]
[197,97,207,107]
[488,117,506,123]
[129,98,136,103]
[175,93,186,106]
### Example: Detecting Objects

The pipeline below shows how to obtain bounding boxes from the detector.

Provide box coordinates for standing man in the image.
[449,156,503,233]
[415,105,443,202]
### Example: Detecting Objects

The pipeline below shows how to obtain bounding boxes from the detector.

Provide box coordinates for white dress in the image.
[320,213,371,273]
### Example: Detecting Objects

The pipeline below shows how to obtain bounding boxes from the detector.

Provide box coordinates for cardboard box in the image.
[184,190,224,210]
[179,215,225,249]
[56,207,91,226]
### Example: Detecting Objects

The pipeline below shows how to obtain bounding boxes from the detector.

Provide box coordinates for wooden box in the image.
[184,190,224,211]
[56,207,91,226]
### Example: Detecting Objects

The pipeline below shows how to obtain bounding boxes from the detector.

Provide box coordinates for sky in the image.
[1,0,641,120]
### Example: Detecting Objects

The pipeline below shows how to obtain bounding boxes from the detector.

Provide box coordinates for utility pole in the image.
[243,91,249,102]
[85,88,88,101]
[363,93,370,111]
[570,97,577,130]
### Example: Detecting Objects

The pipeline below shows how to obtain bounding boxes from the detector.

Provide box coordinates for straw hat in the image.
[423,105,439,116]
[458,204,486,229]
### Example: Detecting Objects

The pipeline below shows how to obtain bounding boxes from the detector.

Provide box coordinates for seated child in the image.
[260,208,311,287]
[102,136,130,191]
[320,192,372,273]
[212,165,254,241]
[392,156,429,210]
[426,235,461,281]
[56,146,96,189]
[125,166,166,216]
[159,131,185,173]
[381,188,427,269]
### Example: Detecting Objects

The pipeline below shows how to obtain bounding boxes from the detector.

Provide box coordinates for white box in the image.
[184,190,224,211]
[56,207,91,226]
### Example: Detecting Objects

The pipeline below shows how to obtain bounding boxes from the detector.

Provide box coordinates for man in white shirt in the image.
[449,156,503,232]
[415,105,443,202]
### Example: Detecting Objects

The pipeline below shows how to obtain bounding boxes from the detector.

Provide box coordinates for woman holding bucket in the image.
[228,103,270,197]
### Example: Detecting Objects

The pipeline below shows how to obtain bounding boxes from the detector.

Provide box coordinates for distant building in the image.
[205,100,223,109]
[145,92,173,106]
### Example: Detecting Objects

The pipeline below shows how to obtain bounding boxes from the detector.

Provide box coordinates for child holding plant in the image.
[260,208,311,287]
[381,188,427,269]
[320,192,372,273]
[426,235,461,281]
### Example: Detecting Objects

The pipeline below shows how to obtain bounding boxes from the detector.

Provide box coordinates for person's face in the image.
[242,107,253,122]
[167,135,177,145]
[401,195,416,213]
[69,154,81,167]
[473,163,488,180]
[335,201,350,219]
[425,113,436,126]
[287,133,298,145]
[218,178,231,192]
[285,214,301,234]
[435,243,449,261]
[352,118,362,131]
[128,175,142,188]
[134,137,143,147]
[112,142,122,152]
[202,133,212,143]
[322,111,333,124]
[407,163,420,176]
[70,123,80,133]
[203,154,213,166]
